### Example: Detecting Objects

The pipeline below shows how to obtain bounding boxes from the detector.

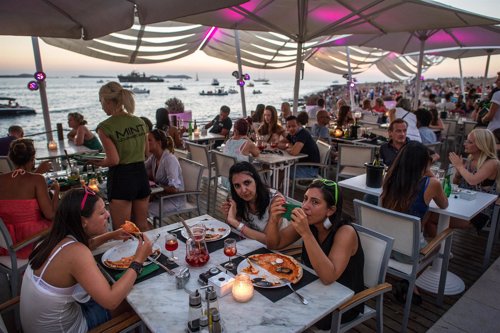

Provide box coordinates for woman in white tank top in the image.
[20,188,153,332]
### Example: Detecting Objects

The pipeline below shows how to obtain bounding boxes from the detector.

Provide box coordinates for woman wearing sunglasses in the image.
[266,179,364,330]
[20,188,152,332]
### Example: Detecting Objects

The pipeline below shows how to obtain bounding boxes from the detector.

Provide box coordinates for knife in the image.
[147,255,175,275]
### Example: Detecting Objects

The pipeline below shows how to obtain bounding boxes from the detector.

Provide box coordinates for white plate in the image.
[236,258,283,289]
[180,219,230,242]
[101,239,161,270]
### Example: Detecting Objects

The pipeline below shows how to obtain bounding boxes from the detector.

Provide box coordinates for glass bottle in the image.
[187,290,202,333]
[443,174,452,198]
[211,309,222,333]
[372,148,381,166]
[194,119,198,130]
[188,121,193,136]
[199,315,209,333]
[205,287,219,330]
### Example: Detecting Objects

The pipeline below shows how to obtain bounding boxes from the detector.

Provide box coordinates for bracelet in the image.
[236,222,245,232]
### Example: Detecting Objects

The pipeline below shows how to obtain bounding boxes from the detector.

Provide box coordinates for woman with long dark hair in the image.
[266,179,364,330]
[20,188,152,332]
[257,105,285,143]
[155,107,183,148]
[221,161,283,244]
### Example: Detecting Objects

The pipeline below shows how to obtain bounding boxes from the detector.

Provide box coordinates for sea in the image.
[0,77,333,141]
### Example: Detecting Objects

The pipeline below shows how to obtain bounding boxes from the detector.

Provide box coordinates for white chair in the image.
[149,158,203,227]
[329,224,394,333]
[424,142,442,157]
[0,157,14,174]
[0,217,48,297]
[335,144,374,182]
[212,150,237,193]
[442,119,459,153]
[185,141,216,213]
[353,199,453,333]
[291,140,332,198]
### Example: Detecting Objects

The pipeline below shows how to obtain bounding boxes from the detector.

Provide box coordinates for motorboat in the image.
[168,84,187,90]
[132,87,150,94]
[247,82,255,87]
[122,84,133,88]
[254,77,269,83]
[211,78,220,86]
[199,88,228,96]
[118,71,164,83]
[252,89,262,94]
[228,87,238,94]
[0,97,36,116]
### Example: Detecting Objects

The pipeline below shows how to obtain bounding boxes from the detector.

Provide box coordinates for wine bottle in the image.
[194,119,198,130]
[188,121,193,136]
[372,148,381,166]
[443,174,452,198]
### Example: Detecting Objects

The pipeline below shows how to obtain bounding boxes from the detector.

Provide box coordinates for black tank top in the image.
[301,223,365,329]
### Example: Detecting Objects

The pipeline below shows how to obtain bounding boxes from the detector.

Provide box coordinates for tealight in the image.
[333,128,344,138]
[48,140,58,151]
[88,178,100,192]
[232,273,254,302]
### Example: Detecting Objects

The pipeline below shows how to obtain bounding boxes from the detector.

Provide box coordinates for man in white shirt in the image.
[388,98,422,142]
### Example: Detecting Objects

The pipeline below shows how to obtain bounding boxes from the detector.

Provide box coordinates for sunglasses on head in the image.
[318,179,338,205]
[81,186,96,210]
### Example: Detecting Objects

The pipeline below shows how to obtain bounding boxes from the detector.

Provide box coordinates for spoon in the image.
[280,278,308,305]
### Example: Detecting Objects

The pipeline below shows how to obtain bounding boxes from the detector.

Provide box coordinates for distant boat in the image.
[132,87,150,94]
[252,89,262,95]
[211,78,220,86]
[0,97,36,116]
[228,87,238,94]
[195,73,199,81]
[118,71,164,83]
[247,82,255,87]
[168,84,187,91]
[122,84,133,88]
[199,88,228,96]
[254,77,269,83]
[263,82,271,85]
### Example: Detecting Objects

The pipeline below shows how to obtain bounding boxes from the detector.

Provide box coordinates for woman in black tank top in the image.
[266,179,364,330]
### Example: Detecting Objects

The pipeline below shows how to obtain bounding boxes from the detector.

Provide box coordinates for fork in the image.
[280,278,308,305]
[147,255,175,276]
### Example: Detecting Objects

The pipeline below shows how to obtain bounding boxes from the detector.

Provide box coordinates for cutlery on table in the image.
[280,278,308,305]
[147,255,175,276]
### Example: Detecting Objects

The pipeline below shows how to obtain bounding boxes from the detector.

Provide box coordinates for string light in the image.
[27,71,46,91]
[27,81,39,91]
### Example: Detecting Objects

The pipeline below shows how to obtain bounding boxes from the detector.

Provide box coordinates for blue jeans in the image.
[79,299,111,330]
[292,166,318,179]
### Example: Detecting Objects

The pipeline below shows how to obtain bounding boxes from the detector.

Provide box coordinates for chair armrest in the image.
[12,228,49,252]
[420,228,453,257]
[89,311,141,333]
[0,296,20,313]
[338,282,392,312]
[159,191,203,200]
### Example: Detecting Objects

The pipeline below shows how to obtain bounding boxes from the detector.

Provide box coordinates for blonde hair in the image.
[469,129,500,188]
[99,81,135,114]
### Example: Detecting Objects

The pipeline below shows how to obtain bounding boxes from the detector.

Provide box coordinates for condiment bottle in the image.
[205,287,219,330]
[199,315,209,333]
[187,290,202,333]
[211,309,222,333]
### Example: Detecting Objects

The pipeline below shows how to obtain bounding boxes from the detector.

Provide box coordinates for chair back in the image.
[178,157,203,192]
[0,156,14,174]
[463,121,476,137]
[353,224,394,288]
[353,199,420,260]
[0,217,12,250]
[212,150,237,179]
[338,144,374,168]
[185,141,211,167]
[173,148,189,160]
[316,139,332,165]
[442,119,458,137]
[424,141,441,153]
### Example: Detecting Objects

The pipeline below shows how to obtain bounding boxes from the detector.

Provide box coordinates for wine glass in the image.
[165,233,178,263]
[223,238,237,270]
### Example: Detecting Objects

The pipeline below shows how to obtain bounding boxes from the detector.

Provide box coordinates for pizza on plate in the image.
[103,249,160,270]
[247,253,303,284]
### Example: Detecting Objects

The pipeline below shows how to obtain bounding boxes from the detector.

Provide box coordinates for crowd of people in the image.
[0,73,499,332]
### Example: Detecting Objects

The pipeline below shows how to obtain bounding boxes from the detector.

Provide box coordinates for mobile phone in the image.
[282,202,301,220]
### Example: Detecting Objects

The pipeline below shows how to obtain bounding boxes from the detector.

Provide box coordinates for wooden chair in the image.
[148,158,203,228]
[353,199,453,333]
[329,224,394,333]
[89,311,144,333]
[0,295,19,333]
[0,217,48,297]
[335,144,374,182]
[185,141,216,213]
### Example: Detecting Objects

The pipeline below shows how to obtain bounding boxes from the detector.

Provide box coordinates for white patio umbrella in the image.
[0,0,249,141]
[316,25,500,108]
[173,0,500,112]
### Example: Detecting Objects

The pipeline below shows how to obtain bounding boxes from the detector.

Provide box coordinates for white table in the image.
[339,174,497,295]
[34,139,98,170]
[95,215,354,333]
[183,132,225,148]
[254,151,307,197]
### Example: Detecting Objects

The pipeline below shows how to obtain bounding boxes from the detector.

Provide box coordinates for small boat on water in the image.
[118,71,164,83]
[247,82,255,87]
[0,97,36,116]
[168,84,187,91]
[228,87,238,94]
[211,78,220,86]
[199,88,228,96]
[254,77,269,83]
[252,89,262,95]
[132,87,150,94]
[122,84,133,88]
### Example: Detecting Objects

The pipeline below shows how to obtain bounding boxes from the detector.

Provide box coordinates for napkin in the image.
[114,263,159,280]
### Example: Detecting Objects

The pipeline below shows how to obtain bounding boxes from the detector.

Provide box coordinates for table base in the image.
[416,266,465,295]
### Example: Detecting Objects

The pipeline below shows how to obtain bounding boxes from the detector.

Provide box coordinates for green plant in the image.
[165,97,184,114]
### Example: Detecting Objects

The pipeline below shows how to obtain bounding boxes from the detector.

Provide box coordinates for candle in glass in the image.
[232,273,254,302]
[48,140,58,151]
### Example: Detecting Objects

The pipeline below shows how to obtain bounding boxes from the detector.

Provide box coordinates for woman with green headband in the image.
[266,179,364,330]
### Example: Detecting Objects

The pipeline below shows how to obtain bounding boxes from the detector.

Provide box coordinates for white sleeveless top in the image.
[20,238,88,333]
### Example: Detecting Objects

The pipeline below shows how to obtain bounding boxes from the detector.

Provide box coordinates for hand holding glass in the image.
[223,238,237,270]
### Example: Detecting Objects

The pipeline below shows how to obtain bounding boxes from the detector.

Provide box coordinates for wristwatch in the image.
[128,261,143,276]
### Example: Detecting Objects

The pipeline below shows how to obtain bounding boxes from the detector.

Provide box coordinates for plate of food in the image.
[236,253,303,288]
[101,240,161,270]
[180,219,230,242]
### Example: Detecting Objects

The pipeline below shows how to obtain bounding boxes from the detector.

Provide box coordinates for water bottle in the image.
[187,290,202,333]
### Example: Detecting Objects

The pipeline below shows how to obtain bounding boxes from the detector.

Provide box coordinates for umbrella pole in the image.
[413,36,427,110]
[31,37,53,142]
[458,57,465,98]
[481,49,493,98]
[234,30,247,117]
[293,41,303,115]
[346,46,355,108]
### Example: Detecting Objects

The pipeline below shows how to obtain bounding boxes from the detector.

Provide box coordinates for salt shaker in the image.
[187,290,202,333]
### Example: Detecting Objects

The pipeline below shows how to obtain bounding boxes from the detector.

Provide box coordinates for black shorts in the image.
[107,162,151,201]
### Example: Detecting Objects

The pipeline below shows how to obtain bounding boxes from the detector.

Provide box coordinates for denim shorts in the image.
[79,299,111,330]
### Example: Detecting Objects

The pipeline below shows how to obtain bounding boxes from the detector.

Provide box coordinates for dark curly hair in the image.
[8,138,35,166]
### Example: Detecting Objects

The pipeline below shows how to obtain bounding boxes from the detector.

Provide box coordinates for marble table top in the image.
[95,214,354,333]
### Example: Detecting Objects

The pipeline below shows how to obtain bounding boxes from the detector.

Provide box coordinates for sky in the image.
[0,0,499,83]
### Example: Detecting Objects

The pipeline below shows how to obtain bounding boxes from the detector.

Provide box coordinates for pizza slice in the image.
[121,220,142,237]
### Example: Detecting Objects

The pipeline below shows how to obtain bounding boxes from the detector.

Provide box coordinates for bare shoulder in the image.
[335,224,358,242]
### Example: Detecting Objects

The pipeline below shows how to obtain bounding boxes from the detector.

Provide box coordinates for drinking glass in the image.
[223,238,237,270]
[165,233,178,262]
[437,169,445,183]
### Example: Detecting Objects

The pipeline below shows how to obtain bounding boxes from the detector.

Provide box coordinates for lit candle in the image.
[333,128,344,138]
[88,178,100,192]
[194,128,200,137]
[48,140,58,151]
[232,273,254,302]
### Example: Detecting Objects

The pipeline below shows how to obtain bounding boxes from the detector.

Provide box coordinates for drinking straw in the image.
[64,149,73,169]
